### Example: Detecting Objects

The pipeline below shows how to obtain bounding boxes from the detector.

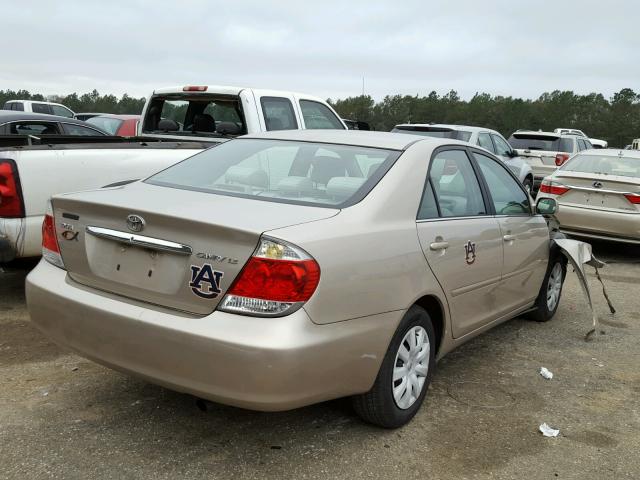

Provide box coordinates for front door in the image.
[416,148,504,338]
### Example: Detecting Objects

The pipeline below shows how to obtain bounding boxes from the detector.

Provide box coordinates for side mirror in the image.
[508,149,518,158]
[536,198,557,215]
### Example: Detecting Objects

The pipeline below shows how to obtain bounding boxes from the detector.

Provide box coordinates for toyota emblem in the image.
[126,214,145,232]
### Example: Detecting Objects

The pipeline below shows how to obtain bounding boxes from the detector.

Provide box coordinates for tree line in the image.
[2,87,639,147]
[329,88,640,148]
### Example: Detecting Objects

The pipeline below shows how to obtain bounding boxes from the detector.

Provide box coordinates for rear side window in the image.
[260,97,298,131]
[492,134,512,156]
[426,149,486,218]
[477,133,495,153]
[32,103,52,114]
[62,123,105,136]
[299,100,344,129]
[2,102,11,110]
[13,102,24,111]
[9,122,59,135]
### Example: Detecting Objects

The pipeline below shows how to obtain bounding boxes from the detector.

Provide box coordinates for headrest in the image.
[225,166,268,188]
[157,119,179,131]
[311,156,346,185]
[326,177,366,201]
[217,121,242,135]
[276,176,314,196]
[193,113,216,133]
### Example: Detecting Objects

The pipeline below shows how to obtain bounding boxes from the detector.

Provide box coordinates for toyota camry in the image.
[26,130,567,428]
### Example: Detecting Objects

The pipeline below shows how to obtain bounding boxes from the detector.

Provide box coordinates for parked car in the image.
[554,128,608,149]
[0,85,346,262]
[0,111,107,136]
[26,130,568,428]
[537,149,640,243]
[508,130,593,188]
[392,124,534,191]
[2,100,75,118]
[87,114,141,136]
[74,113,105,122]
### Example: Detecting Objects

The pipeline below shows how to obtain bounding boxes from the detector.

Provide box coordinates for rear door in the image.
[295,97,346,130]
[416,148,504,338]
[471,151,549,312]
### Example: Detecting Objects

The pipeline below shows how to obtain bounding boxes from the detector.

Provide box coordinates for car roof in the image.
[578,148,640,159]
[394,123,495,133]
[242,129,468,150]
[91,114,140,120]
[5,99,67,107]
[0,111,91,124]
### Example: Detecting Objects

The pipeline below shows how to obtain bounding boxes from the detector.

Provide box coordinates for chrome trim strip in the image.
[85,226,193,255]
[561,184,637,195]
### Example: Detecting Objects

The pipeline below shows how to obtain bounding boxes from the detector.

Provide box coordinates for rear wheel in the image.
[352,306,435,428]
[526,257,566,322]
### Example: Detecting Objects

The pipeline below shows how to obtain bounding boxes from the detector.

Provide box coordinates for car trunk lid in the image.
[52,182,338,315]
[553,171,640,212]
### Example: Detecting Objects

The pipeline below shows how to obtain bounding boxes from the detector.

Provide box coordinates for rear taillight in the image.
[42,202,65,269]
[219,237,320,317]
[182,85,208,92]
[0,160,25,218]
[555,153,570,166]
[539,180,570,196]
[624,193,640,205]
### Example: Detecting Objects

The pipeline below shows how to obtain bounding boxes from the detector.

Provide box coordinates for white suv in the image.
[2,100,75,118]
[392,124,534,191]
[554,128,607,149]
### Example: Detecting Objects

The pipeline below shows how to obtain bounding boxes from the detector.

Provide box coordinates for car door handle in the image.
[429,241,449,251]
[503,234,516,242]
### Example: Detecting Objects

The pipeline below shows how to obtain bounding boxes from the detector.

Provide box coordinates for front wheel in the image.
[526,257,566,322]
[352,306,435,428]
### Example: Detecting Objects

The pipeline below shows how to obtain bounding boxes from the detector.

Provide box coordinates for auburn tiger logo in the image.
[189,264,224,299]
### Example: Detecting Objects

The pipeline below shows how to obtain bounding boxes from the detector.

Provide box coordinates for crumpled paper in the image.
[539,367,553,380]
[539,423,560,437]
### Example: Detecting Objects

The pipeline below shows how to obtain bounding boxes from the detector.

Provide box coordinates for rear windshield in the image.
[141,94,246,137]
[87,117,123,135]
[392,126,471,142]
[146,139,401,208]
[508,134,573,153]
[561,154,640,178]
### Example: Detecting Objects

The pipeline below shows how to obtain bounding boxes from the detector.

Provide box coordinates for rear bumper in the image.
[556,203,640,243]
[0,215,43,261]
[26,260,400,411]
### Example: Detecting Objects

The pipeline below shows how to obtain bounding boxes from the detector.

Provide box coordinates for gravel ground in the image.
[1,240,639,480]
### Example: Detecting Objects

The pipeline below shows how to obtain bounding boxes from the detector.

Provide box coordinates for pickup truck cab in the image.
[3,100,75,118]
[0,85,345,262]
[139,85,345,141]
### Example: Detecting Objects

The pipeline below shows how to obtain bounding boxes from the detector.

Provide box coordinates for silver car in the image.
[392,123,534,191]
[26,130,566,428]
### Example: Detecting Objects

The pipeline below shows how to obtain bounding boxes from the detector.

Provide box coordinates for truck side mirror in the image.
[536,198,557,215]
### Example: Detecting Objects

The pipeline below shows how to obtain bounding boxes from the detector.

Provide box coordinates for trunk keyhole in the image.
[116,264,120,271]
[148,270,153,277]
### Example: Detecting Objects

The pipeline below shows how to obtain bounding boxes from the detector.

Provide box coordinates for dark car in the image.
[0,111,108,136]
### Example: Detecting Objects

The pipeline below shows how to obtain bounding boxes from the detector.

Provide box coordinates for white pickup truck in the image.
[0,85,345,261]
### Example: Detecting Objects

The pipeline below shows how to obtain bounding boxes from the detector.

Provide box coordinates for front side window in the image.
[492,134,512,156]
[13,103,24,111]
[51,105,73,118]
[473,152,530,215]
[260,97,298,131]
[147,139,401,208]
[31,103,52,115]
[299,100,344,129]
[477,132,495,153]
[62,123,105,136]
[427,149,486,218]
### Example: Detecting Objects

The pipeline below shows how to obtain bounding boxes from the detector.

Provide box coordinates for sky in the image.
[2,0,638,101]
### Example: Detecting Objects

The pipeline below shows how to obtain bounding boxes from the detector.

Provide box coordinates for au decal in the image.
[189,264,224,299]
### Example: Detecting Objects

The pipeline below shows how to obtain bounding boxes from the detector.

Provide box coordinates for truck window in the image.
[32,103,53,115]
[51,105,74,118]
[260,97,298,131]
[299,100,344,129]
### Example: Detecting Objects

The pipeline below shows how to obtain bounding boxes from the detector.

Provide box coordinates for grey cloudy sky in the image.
[2,0,638,101]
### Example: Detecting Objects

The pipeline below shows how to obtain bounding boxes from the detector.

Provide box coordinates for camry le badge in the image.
[126,214,145,233]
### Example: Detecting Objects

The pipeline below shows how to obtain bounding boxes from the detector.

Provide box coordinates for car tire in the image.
[352,305,435,428]
[526,256,566,323]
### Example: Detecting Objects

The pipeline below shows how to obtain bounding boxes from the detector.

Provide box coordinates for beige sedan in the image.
[27,130,566,428]
[536,149,640,244]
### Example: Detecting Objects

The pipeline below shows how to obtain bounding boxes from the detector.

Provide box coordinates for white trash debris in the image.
[539,367,554,380]
[539,423,560,437]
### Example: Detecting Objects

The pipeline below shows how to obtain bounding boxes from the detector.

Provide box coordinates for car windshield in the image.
[141,94,246,137]
[146,139,401,208]
[509,134,573,152]
[86,117,124,135]
[392,127,472,142]
[561,153,640,178]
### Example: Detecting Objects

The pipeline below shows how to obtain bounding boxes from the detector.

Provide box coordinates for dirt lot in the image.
[1,241,639,480]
